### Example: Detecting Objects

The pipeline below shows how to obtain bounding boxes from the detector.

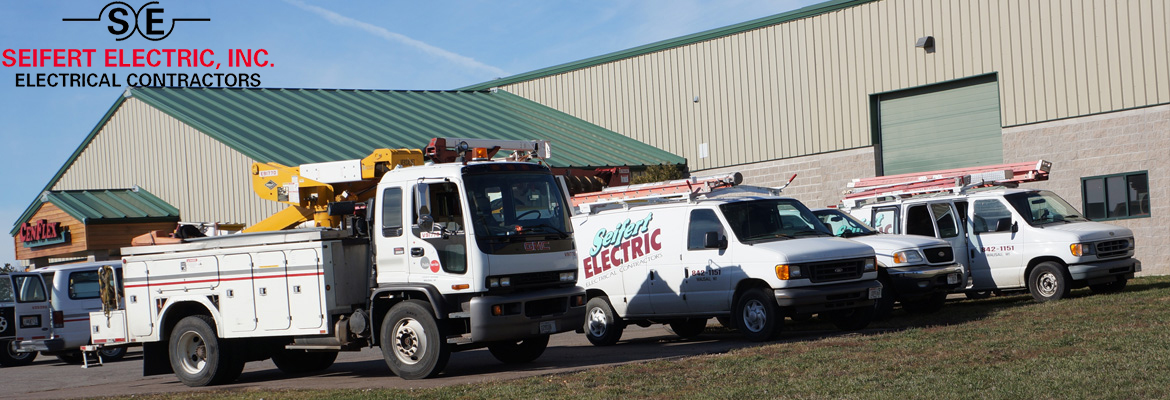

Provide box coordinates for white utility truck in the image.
[571,173,881,345]
[841,161,1140,302]
[88,139,586,385]
[1,271,52,367]
[812,208,963,319]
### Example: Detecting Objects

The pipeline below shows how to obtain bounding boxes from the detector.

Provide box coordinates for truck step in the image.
[284,344,343,351]
[446,334,473,345]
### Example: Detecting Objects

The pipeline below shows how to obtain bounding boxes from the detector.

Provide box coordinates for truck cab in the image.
[575,185,880,345]
[0,271,51,367]
[843,188,1139,301]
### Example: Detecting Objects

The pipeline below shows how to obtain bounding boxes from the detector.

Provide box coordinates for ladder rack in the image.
[572,172,743,208]
[842,160,1051,207]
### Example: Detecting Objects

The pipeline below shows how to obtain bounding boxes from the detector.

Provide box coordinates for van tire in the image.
[271,349,338,373]
[901,293,947,314]
[667,318,708,339]
[734,288,781,342]
[169,315,243,386]
[1028,262,1070,302]
[0,340,36,367]
[584,297,624,346]
[1090,278,1128,294]
[872,276,895,320]
[380,300,449,379]
[488,335,549,364]
[965,291,992,300]
[828,305,874,331]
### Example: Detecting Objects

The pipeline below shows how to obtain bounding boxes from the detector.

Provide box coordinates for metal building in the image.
[462,0,1169,275]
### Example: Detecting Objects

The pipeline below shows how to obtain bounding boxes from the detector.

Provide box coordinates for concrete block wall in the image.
[1003,104,1169,276]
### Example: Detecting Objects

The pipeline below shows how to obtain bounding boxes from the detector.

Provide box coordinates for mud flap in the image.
[142,341,174,376]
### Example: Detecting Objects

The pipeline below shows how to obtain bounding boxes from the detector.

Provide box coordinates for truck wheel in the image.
[1028,262,1070,302]
[872,276,895,320]
[380,300,449,379]
[99,346,128,361]
[0,340,36,367]
[901,293,947,314]
[272,349,338,373]
[734,288,781,342]
[56,351,84,364]
[584,297,624,346]
[828,305,874,331]
[667,318,708,339]
[488,335,549,364]
[169,315,244,386]
[1090,278,1128,294]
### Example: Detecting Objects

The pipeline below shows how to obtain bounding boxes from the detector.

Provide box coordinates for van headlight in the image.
[892,251,923,265]
[864,258,877,272]
[1070,243,1096,257]
[776,265,803,280]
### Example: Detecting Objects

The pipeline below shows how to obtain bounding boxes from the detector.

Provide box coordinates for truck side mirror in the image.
[704,231,726,250]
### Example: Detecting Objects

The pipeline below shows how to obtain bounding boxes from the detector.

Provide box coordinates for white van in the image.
[1,271,52,367]
[842,188,1140,302]
[14,262,127,363]
[573,186,880,345]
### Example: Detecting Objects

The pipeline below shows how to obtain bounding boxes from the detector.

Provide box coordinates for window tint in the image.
[972,199,1012,234]
[1082,172,1149,220]
[381,187,403,237]
[905,205,935,237]
[931,203,959,238]
[69,270,101,299]
[687,209,724,250]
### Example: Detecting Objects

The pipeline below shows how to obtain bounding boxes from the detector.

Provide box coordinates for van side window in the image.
[872,208,898,234]
[69,270,101,300]
[905,205,935,237]
[930,203,959,238]
[381,187,403,237]
[687,209,724,250]
[972,199,1013,234]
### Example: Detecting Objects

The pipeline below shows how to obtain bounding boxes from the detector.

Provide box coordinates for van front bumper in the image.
[1068,257,1140,284]
[886,264,964,298]
[468,286,586,342]
[16,338,64,353]
[774,280,882,314]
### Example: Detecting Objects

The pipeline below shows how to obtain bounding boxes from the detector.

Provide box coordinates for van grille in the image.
[1095,239,1131,259]
[923,246,955,264]
[807,259,864,283]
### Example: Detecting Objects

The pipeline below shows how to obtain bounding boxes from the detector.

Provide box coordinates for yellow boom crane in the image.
[245,148,424,232]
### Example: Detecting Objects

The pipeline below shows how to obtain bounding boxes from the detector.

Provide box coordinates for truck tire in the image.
[901,292,947,314]
[271,349,338,373]
[584,297,624,346]
[1090,277,1128,294]
[828,305,874,331]
[667,318,708,339]
[1028,262,1070,302]
[99,346,128,361]
[56,351,83,364]
[734,288,781,342]
[488,335,549,364]
[964,291,992,300]
[169,315,244,386]
[872,275,895,320]
[380,300,449,379]
[0,340,36,367]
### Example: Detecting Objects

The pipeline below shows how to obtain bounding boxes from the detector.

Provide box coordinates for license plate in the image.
[868,287,882,299]
[539,321,556,334]
[21,315,40,328]
[947,273,960,285]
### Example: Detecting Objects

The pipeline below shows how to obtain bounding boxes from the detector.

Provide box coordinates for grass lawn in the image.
[117,276,1170,400]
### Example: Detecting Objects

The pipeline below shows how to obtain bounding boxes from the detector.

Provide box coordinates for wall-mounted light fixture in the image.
[915,36,935,51]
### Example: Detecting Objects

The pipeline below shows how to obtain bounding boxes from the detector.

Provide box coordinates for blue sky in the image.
[1,0,818,265]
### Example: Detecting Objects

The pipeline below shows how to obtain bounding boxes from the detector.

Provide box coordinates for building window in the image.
[1082,171,1149,220]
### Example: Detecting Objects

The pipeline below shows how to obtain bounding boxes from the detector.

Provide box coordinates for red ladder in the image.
[571,172,744,207]
[844,160,1051,202]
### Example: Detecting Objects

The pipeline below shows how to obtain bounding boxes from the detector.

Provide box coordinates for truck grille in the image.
[923,246,955,264]
[524,297,568,317]
[1095,239,1131,259]
[807,259,864,283]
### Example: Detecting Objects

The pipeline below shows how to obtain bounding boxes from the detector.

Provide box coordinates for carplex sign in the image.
[17,219,69,247]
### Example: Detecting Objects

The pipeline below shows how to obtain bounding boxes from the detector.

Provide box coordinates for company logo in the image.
[583,213,662,279]
[18,219,65,245]
[63,1,210,41]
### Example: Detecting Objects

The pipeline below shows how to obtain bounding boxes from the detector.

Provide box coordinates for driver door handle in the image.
[411,248,424,257]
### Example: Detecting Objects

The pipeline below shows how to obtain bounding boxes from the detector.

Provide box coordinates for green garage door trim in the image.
[875,74,1002,176]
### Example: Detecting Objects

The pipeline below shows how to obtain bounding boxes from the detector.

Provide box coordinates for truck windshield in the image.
[812,209,878,238]
[1005,190,1089,226]
[463,172,573,238]
[720,199,832,243]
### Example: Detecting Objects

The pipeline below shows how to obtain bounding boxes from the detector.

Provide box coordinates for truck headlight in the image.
[892,251,923,265]
[864,258,877,272]
[1070,243,1096,257]
[559,271,576,282]
[487,277,512,288]
[775,265,802,280]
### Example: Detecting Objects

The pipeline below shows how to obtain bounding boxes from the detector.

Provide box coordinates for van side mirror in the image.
[704,231,726,250]
[994,218,1013,233]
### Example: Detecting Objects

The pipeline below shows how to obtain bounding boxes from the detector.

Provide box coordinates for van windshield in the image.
[1004,190,1089,226]
[812,209,878,238]
[720,199,832,243]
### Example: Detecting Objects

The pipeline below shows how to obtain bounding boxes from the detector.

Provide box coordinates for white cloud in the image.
[283,0,508,78]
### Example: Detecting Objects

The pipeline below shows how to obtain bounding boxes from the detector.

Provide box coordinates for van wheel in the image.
[735,288,781,342]
[1090,278,1128,294]
[667,318,708,339]
[584,297,624,346]
[56,351,84,364]
[965,291,992,300]
[0,340,36,367]
[380,300,449,379]
[901,293,947,314]
[169,315,244,386]
[828,306,874,331]
[872,276,895,320]
[488,335,549,364]
[1028,262,1070,302]
[98,346,128,361]
[271,349,338,373]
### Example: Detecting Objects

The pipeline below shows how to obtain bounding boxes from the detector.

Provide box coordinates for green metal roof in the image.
[459,0,877,90]
[11,188,180,235]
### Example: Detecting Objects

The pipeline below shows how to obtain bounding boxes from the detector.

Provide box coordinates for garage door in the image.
[876,75,1002,175]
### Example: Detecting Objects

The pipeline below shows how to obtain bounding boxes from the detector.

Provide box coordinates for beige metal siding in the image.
[498,0,1169,171]
[52,98,283,226]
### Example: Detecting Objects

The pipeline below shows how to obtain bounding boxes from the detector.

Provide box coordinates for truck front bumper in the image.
[774,279,882,315]
[469,285,586,342]
[1068,257,1140,284]
[886,264,964,298]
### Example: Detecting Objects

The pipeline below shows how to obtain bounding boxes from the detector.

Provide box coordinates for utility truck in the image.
[571,173,881,345]
[840,161,1140,302]
[88,138,586,385]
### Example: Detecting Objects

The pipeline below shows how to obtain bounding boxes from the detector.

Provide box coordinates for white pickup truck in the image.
[842,188,1140,302]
